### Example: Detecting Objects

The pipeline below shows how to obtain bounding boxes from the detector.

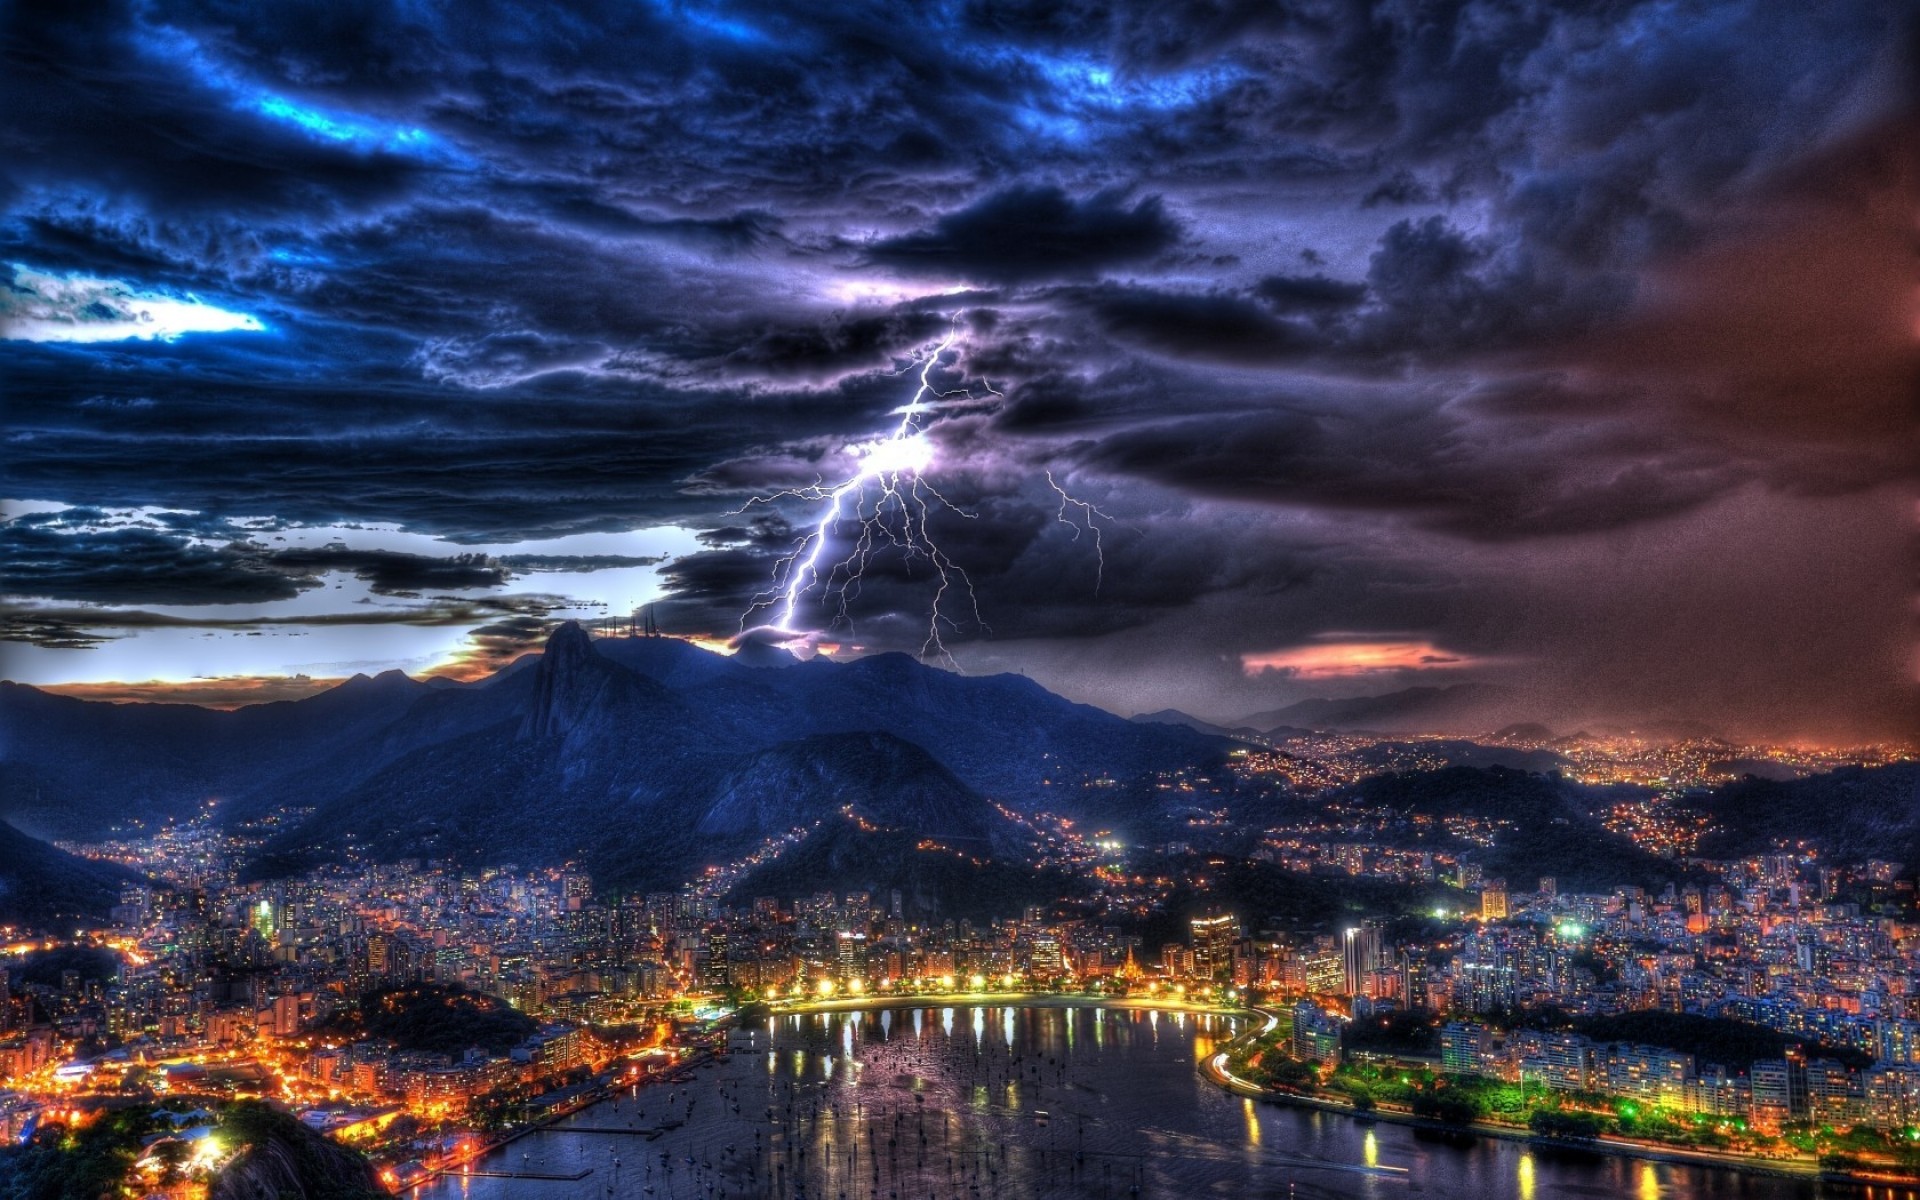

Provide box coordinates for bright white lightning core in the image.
[854,434,935,476]
[740,324,1105,664]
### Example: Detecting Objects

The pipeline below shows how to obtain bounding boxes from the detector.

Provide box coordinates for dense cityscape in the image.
[0,720,1914,1196]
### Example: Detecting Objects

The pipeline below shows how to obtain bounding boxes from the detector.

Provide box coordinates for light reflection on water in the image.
[416,1005,1880,1200]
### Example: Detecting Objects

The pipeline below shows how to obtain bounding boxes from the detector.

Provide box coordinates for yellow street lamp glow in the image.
[817,979,835,997]
[969,974,986,991]
[939,975,955,989]
[849,978,864,994]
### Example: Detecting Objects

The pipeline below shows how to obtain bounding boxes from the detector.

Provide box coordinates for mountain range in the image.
[1129,709,1266,740]
[1691,763,1920,868]
[3,631,1910,927]
[0,821,138,931]
[1235,683,1521,734]
[0,625,1224,912]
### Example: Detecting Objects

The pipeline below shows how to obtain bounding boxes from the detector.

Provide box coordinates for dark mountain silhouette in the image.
[210,1102,386,1200]
[700,732,999,848]
[3,625,1226,900]
[325,983,538,1056]
[699,734,1073,919]
[0,820,140,930]
[594,634,754,688]
[1691,762,1920,867]
[729,639,803,669]
[1129,709,1262,740]
[520,620,687,742]
[723,820,1081,923]
[0,668,437,838]
[1494,722,1556,742]
[1345,766,1694,894]
[1239,683,1519,733]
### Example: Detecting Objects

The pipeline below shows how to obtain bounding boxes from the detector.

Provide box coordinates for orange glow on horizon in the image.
[1240,638,1480,678]
[35,630,739,707]
[41,675,347,708]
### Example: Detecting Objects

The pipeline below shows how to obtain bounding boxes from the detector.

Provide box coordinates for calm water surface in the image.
[417,1004,1909,1200]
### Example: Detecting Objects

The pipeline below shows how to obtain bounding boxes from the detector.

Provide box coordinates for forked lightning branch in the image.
[739,323,1107,664]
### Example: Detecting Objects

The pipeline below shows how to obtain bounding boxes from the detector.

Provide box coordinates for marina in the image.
[413,1004,1851,1200]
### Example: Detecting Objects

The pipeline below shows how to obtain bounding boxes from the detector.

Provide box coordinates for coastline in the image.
[766,990,1250,1020]
[1201,1007,1889,1187]
[763,995,1832,1180]
[406,995,1239,1192]
[413,996,1916,1194]
[399,1049,714,1190]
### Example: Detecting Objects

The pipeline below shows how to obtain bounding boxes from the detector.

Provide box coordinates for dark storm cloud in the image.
[529,193,782,254]
[864,186,1183,283]
[266,547,511,595]
[497,554,667,572]
[661,464,1324,647]
[721,310,954,381]
[0,0,1910,734]
[1080,399,1752,541]
[0,516,663,608]
[1,327,855,539]
[1361,171,1436,209]
[0,0,442,232]
[0,521,309,605]
[692,519,792,550]
[1076,285,1324,365]
[991,372,1101,433]
[0,612,114,651]
[459,615,558,667]
[1254,274,1368,313]
[0,593,572,651]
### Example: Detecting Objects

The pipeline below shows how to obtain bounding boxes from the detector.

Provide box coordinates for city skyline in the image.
[2,2,1913,740]
[6,697,1919,1194]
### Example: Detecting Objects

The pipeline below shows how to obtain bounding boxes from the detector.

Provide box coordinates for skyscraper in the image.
[1190,912,1239,982]
[835,931,868,982]
[1343,922,1384,996]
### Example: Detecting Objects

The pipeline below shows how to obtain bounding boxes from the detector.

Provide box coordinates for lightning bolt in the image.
[739,320,1106,665]
[1046,469,1110,594]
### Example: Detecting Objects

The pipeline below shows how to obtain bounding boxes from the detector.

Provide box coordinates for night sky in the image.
[1,0,1913,740]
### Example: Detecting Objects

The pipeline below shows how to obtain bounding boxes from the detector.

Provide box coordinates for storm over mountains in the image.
[0,0,1912,739]
[0,622,1231,907]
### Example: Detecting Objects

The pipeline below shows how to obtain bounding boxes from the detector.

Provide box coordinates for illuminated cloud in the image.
[254,94,432,153]
[1241,638,1482,680]
[659,1,774,47]
[1,264,264,344]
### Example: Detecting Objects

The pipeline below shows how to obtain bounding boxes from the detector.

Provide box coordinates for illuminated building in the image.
[1189,912,1239,983]
[1481,883,1509,921]
[1342,921,1384,997]
[834,931,868,983]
